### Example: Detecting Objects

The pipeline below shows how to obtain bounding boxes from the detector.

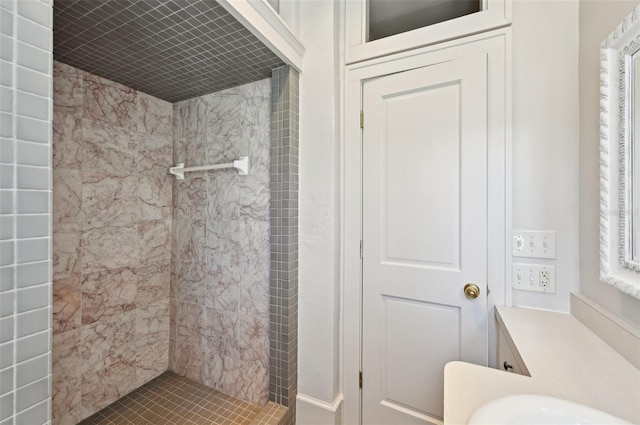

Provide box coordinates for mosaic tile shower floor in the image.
[79,372,285,425]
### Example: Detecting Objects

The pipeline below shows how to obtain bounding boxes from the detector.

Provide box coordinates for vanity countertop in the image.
[443,306,640,424]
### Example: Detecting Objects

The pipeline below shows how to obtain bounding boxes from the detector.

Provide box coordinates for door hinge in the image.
[360,111,364,128]
[359,370,363,388]
[487,285,490,295]
[360,240,363,259]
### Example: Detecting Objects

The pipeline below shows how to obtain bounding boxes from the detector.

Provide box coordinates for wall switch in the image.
[512,230,556,259]
[512,263,556,293]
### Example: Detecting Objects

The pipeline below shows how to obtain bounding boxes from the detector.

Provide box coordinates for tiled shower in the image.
[51,61,174,423]
[0,0,299,424]
[170,79,271,404]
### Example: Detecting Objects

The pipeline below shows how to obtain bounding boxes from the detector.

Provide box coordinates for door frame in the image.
[341,28,512,425]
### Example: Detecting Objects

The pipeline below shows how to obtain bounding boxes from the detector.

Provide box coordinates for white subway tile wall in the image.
[0,1,53,425]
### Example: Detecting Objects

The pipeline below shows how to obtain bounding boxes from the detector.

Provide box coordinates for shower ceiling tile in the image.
[53,0,285,102]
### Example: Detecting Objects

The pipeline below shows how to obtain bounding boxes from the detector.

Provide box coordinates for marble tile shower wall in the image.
[51,62,173,425]
[170,79,271,406]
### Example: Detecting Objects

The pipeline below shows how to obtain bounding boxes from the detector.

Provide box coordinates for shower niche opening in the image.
[51,1,300,424]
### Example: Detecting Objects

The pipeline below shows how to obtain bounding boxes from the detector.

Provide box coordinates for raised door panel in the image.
[382,83,461,270]
[382,296,461,419]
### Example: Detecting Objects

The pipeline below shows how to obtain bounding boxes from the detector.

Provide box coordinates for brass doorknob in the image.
[464,283,480,299]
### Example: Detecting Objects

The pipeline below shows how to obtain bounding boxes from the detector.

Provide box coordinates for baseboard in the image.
[296,392,343,425]
[570,293,640,369]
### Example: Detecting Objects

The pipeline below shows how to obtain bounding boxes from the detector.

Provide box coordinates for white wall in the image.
[579,0,640,330]
[511,0,580,312]
[297,0,342,417]
[296,0,611,422]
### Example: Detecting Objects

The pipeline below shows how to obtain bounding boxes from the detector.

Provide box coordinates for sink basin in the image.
[468,394,632,425]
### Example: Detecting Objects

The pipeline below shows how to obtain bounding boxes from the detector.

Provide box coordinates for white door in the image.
[361,54,489,425]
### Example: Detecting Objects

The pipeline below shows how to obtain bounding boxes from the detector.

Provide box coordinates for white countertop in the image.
[443,306,640,424]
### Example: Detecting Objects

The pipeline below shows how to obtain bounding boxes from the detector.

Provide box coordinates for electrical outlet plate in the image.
[512,263,556,293]
[512,230,556,259]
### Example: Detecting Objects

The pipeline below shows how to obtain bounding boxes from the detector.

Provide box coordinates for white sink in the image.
[468,394,632,425]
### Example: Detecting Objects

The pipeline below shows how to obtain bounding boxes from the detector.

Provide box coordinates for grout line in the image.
[11,1,19,422]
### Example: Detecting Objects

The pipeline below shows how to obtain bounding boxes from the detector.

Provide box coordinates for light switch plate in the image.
[512,263,556,293]
[512,230,556,259]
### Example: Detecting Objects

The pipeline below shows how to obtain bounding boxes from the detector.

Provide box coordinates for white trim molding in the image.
[599,4,640,300]
[217,0,304,71]
[296,393,344,425]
